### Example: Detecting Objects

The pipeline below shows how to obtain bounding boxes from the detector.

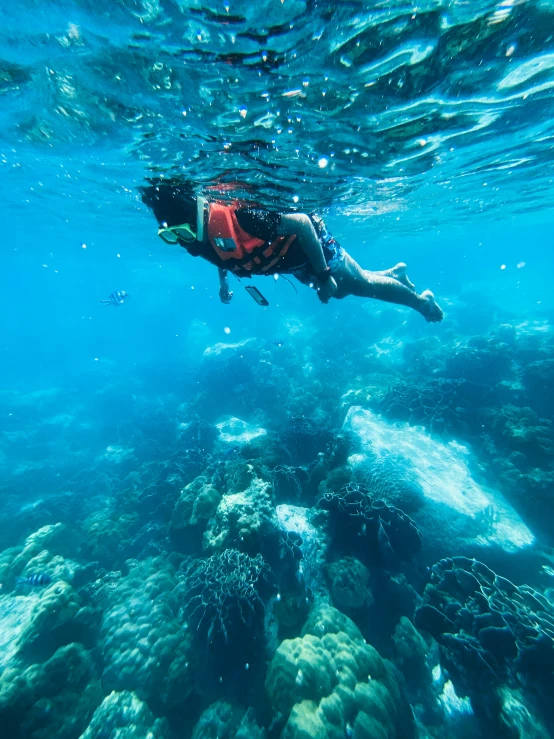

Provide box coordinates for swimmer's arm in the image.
[277,214,327,275]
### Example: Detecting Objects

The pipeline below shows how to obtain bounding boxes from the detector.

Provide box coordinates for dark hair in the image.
[141,181,197,228]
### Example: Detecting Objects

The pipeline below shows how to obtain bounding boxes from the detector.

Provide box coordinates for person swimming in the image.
[141,182,443,322]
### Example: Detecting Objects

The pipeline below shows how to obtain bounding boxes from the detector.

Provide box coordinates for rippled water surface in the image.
[2,0,554,227]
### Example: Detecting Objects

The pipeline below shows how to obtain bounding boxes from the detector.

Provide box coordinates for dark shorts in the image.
[286,215,345,285]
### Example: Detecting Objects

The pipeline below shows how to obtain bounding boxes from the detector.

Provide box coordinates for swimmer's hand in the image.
[219,284,233,304]
[218,268,233,304]
[317,275,338,304]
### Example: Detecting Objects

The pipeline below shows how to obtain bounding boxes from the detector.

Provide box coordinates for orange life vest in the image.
[207,202,296,273]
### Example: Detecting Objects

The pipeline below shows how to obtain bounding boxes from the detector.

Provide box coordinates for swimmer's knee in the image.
[331,285,350,300]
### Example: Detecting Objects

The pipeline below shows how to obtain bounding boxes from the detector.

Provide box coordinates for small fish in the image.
[16,573,52,587]
[100,290,129,306]
[271,339,285,347]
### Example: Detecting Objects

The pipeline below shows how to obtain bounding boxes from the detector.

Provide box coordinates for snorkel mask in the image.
[157,222,196,244]
[157,197,206,245]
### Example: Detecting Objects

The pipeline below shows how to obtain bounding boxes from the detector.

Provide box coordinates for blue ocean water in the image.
[2,1,554,738]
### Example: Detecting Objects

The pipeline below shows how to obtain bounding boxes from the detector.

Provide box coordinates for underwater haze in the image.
[2,1,554,738]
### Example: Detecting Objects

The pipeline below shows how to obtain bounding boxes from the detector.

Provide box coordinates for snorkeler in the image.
[141,183,443,322]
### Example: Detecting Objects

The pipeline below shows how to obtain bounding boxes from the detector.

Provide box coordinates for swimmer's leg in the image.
[332,254,443,322]
[372,263,415,292]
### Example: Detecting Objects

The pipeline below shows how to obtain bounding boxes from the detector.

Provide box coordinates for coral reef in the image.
[0,536,101,739]
[280,417,333,465]
[0,642,101,739]
[373,377,493,436]
[353,455,424,513]
[522,358,554,418]
[326,557,373,611]
[415,556,554,730]
[170,474,221,545]
[392,617,441,725]
[3,294,554,739]
[203,477,278,557]
[484,404,554,465]
[318,483,422,565]
[100,558,195,708]
[79,690,171,739]
[445,337,512,385]
[265,603,415,738]
[182,549,272,647]
[191,700,265,739]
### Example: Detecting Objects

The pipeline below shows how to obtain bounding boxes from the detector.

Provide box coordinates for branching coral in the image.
[445,337,512,385]
[485,404,554,465]
[281,417,333,465]
[415,556,554,724]
[271,465,305,501]
[182,549,271,646]
[374,377,493,435]
[318,483,422,565]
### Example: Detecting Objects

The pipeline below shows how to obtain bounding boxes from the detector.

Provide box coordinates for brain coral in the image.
[265,604,414,739]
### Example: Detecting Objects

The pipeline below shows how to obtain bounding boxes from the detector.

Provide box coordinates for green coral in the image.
[392,617,440,723]
[393,617,427,665]
[486,405,553,463]
[79,690,170,739]
[327,558,373,611]
[100,557,195,707]
[0,523,79,586]
[171,475,221,531]
[82,509,140,565]
[266,604,413,739]
[191,700,265,739]
[0,642,101,738]
[498,686,550,739]
[17,580,96,657]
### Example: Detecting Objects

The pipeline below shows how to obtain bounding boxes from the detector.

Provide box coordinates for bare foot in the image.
[389,263,416,292]
[419,290,444,322]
